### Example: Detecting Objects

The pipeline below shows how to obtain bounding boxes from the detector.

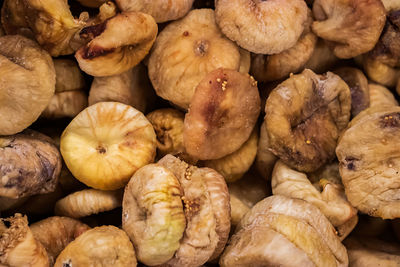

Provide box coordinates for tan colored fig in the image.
[42,90,88,119]
[30,216,91,265]
[369,83,398,108]
[312,0,386,59]
[53,59,85,93]
[60,102,157,190]
[0,35,55,135]
[0,130,61,199]
[54,226,137,267]
[215,0,309,54]
[55,189,123,218]
[184,68,260,160]
[116,0,194,23]
[76,11,157,77]
[89,64,154,113]
[0,214,49,267]
[381,0,400,11]
[148,9,250,109]
[304,38,339,73]
[255,121,278,180]
[363,56,400,87]
[265,69,351,172]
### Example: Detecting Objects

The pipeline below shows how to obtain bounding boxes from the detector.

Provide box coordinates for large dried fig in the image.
[184,68,260,160]
[0,130,61,199]
[148,9,250,109]
[215,0,309,54]
[312,0,386,58]
[265,69,351,172]
[336,106,400,219]
[116,0,194,23]
[76,11,157,77]
[0,35,55,135]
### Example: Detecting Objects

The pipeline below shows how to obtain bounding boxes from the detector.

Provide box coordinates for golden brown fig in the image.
[122,163,186,266]
[146,108,185,158]
[0,130,61,199]
[255,121,278,180]
[303,38,339,73]
[41,90,88,119]
[158,154,231,264]
[203,128,258,183]
[89,64,154,113]
[220,195,348,267]
[148,9,250,109]
[184,68,260,160]
[334,67,370,117]
[53,59,85,93]
[312,0,386,59]
[116,0,194,23]
[336,106,400,219]
[369,83,398,107]
[250,11,317,82]
[363,56,400,87]
[54,226,137,267]
[75,11,157,77]
[0,35,55,135]
[265,69,351,172]
[76,0,107,8]
[30,216,90,265]
[215,0,309,54]
[0,214,49,267]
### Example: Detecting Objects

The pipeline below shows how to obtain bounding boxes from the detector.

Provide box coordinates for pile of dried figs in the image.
[1,0,400,266]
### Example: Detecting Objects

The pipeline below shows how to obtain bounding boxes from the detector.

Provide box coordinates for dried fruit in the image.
[0,35,55,135]
[215,0,309,54]
[255,121,278,180]
[41,90,88,119]
[369,83,398,108]
[304,38,339,73]
[363,56,400,87]
[1,0,33,38]
[53,59,85,93]
[184,68,260,160]
[148,9,250,109]
[60,102,156,190]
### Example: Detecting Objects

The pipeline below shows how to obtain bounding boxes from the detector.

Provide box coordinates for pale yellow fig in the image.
[54,226,137,267]
[60,102,157,190]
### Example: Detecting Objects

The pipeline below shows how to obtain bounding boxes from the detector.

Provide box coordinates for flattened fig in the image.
[184,68,260,160]
[265,69,351,172]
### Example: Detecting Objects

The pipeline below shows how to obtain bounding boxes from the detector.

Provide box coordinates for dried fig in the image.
[202,128,258,183]
[336,106,400,219]
[265,69,351,172]
[30,216,90,265]
[369,83,398,107]
[54,226,137,267]
[0,35,55,135]
[89,64,154,113]
[60,102,156,190]
[1,0,33,38]
[0,214,49,267]
[312,0,386,58]
[146,108,185,158]
[382,0,400,11]
[220,195,348,267]
[0,130,61,199]
[148,9,250,109]
[304,38,339,74]
[76,11,157,77]
[363,56,400,87]
[184,68,260,160]
[334,67,370,117]
[41,90,88,119]
[255,121,278,180]
[53,59,85,93]
[215,0,309,54]
[116,0,194,23]
[122,163,186,266]
[55,189,123,218]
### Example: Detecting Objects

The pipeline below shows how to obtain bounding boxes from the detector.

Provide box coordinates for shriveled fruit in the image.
[76,11,157,77]
[220,195,348,267]
[0,35,55,135]
[304,38,339,73]
[369,83,398,108]
[203,128,258,183]
[53,59,85,93]
[54,226,137,267]
[60,102,156,190]
[41,90,88,119]
[116,0,194,23]
[265,69,351,172]
[30,216,90,265]
[146,108,185,158]
[0,130,61,199]
[0,214,49,267]
[148,9,250,109]
[184,68,260,160]
[312,0,386,59]
[255,121,278,180]
[122,163,186,266]
[215,0,308,54]
[363,56,400,87]
[1,0,33,38]
[336,106,400,219]
[55,189,123,218]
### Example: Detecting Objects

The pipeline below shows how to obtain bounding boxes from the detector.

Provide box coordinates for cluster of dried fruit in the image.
[1,0,400,266]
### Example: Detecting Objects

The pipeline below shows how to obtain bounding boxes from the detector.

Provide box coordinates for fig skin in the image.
[53,59,85,93]
[369,83,399,108]
[265,69,351,173]
[255,121,278,180]
[184,68,260,160]
[41,90,88,119]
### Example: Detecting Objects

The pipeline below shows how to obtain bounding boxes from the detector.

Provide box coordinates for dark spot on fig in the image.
[183,31,189,36]
[96,146,107,154]
[380,112,400,128]
[388,10,400,27]
[350,84,368,116]
[80,21,107,40]
[63,259,72,267]
[81,46,115,60]
[344,156,359,171]
[194,40,209,56]
[36,151,55,181]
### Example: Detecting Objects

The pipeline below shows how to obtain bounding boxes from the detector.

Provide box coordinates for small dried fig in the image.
[304,38,339,73]
[53,59,85,93]
[41,90,88,119]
